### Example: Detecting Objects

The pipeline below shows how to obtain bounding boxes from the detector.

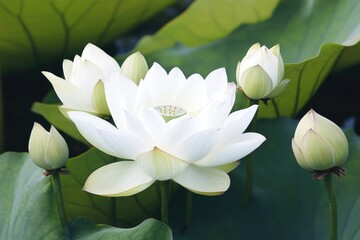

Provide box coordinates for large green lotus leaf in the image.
[69,217,172,240]
[264,43,344,118]
[141,0,360,118]
[170,118,360,239]
[335,41,360,70]
[61,147,162,228]
[0,0,174,74]
[136,0,279,54]
[0,152,68,239]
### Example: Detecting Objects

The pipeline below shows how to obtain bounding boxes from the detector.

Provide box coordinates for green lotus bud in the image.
[236,43,289,100]
[28,123,69,171]
[120,51,148,85]
[291,109,348,171]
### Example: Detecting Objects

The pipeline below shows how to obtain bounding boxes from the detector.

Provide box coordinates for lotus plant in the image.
[68,62,266,197]
[292,110,349,240]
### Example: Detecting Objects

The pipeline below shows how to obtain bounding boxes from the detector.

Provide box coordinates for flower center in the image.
[155,105,186,122]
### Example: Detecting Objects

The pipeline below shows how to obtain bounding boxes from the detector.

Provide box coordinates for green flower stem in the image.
[243,99,259,204]
[243,156,253,204]
[160,180,170,225]
[181,190,193,233]
[111,198,117,226]
[0,73,3,152]
[324,174,337,240]
[185,190,193,227]
[52,172,70,238]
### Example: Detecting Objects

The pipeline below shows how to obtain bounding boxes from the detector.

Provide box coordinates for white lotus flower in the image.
[68,63,266,196]
[236,43,289,100]
[42,44,148,116]
[28,122,69,170]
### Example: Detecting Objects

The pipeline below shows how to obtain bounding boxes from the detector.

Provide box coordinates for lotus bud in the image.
[120,51,148,85]
[236,43,289,100]
[291,109,348,171]
[28,123,69,171]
